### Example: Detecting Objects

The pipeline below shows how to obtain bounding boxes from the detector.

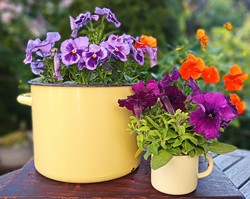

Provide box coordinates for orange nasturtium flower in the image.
[222,65,248,91]
[230,93,246,114]
[134,35,157,49]
[196,29,209,48]
[224,22,233,31]
[179,54,206,80]
[201,66,220,84]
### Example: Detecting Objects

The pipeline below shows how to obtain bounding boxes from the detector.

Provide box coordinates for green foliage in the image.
[129,104,237,170]
[130,107,200,169]
[190,0,246,30]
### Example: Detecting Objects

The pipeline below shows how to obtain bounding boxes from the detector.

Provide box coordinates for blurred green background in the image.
[0,0,249,148]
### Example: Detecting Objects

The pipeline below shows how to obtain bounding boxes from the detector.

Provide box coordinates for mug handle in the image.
[198,154,214,179]
[17,93,32,106]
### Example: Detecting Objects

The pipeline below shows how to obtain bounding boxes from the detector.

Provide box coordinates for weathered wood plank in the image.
[214,154,242,171]
[225,157,250,188]
[224,149,250,158]
[0,159,244,198]
[240,178,250,199]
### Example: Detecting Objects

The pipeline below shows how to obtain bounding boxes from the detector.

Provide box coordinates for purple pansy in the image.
[82,44,108,70]
[23,32,61,64]
[145,46,158,68]
[53,52,63,81]
[60,36,89,66]
[95,7,121,27]
[30,61,45,75]
[70,12,99,37]
[134,48,144,65]
[102,34,130,62]
[190,92,238,139]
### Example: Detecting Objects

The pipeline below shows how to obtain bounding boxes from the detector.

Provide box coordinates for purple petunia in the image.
[158,68,180,88]
[159,85,187,114]
[95,7,121,28]
[60,37,89,66]
[82,44,108,70]
[118,80,159,119]
[190,92,238,139]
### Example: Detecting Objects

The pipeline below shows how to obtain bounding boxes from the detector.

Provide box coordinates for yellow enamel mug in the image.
[17,80,140,183]
[151,154,214,195]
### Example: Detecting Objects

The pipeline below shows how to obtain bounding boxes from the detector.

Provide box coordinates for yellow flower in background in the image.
[196,29,209,48]
[224,22,233,30]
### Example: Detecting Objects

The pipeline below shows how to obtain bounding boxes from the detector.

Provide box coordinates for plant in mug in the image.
[23,7,157,84]
[118,53,248,169]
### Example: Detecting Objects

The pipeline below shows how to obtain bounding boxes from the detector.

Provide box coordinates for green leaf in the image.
[183,140,194,152]
[145,116,160,130]
[181,134,198,145]
[165,131,178,140]
[173,138,182,147]
[178,125,186,135]
[151,149,173,170]
[148,142,160,155]
[170,147,182,155]
[138,126,150,132]
[148,130,160,137]
[208,142,237,154]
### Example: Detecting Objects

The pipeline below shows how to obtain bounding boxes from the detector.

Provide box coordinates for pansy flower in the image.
[60,37,89,66]
[82,44,108,70]
[30,61,45,75]
[23,32,61,64]
[70,12,99,37]
[102,34,130,62]
[179,53,206,80]
[53,52,63,81]
[95,7,121,28]
[134,35,158,67]
[223,65,248,91]
[134,35,157,49]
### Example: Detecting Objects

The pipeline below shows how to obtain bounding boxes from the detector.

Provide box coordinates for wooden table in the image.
[0,149,249,198]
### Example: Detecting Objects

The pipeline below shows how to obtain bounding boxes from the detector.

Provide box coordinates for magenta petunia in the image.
[118,80,159,119]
